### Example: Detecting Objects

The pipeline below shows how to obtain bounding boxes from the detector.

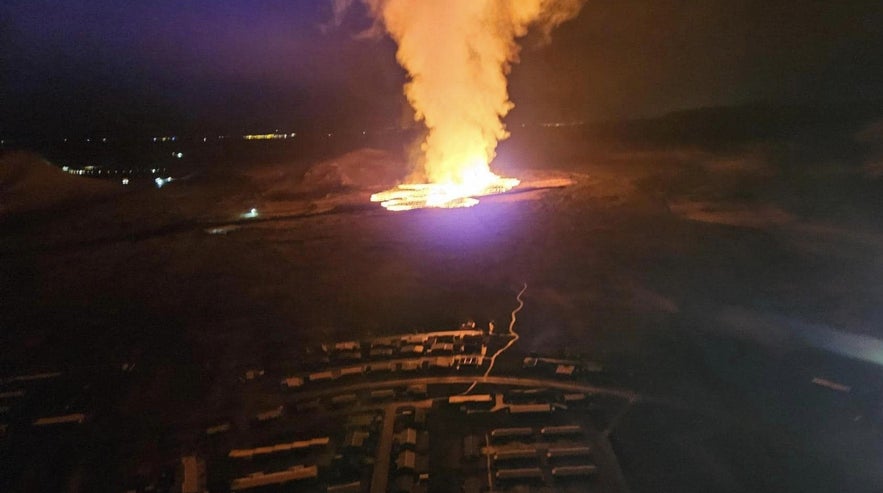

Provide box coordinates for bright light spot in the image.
[371,162,519,211]
[155,177,165,188]
[62,166,69,172]
[242,133,287,140]
[175,152,183,158]
[241,208,259,219]
[121,178,129,185]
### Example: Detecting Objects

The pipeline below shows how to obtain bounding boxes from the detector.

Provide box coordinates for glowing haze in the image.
[352,0,585,211]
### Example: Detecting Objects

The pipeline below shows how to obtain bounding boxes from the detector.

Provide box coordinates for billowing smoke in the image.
[338,0,584,187]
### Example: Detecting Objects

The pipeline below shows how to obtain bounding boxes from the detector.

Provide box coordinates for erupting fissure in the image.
[348,0,584,211]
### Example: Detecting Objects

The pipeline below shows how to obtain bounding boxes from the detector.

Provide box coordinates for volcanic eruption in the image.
[346,0,585,211]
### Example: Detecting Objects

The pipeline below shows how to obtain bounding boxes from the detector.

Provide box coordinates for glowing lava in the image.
[349,0,584,211]
[370,169,520,211]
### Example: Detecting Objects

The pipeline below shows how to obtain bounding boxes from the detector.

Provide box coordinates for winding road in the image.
[461,282,528,395]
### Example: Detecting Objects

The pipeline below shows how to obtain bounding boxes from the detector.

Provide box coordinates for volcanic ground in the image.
[3,105,883,492]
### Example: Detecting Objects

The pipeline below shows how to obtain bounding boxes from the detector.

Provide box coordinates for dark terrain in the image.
[3,104,883,492]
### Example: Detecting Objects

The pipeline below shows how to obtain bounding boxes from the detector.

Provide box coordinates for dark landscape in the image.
[3,104,883,492]
[4,1,883,492]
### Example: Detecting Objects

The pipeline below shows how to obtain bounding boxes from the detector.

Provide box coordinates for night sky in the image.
[2,0,882,138]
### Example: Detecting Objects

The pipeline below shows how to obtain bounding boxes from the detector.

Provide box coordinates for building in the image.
[495,468,543,480]
[254,406,283,422]
[552,465,598,477]
[370,389,396,400]
[179,455,205,493]
[395,428,418,448]
[281,377,304,389]
[344,430,370,450]
[546,446,592,459]
[540,425,582,437]
[327,481,362,493]
[369,347,395,359]
[395,450,417,473]
[494,448,538,462]
[508,403,552,414]
[205,422,231,435]
[32,413,86,426]
[334,341,360,351]
[449,394,493,405]
[228,437,330,459]
[230,465,318,491]
[490,427,533,441]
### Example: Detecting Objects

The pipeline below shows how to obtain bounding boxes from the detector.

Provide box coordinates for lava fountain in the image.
[351,0,585,211]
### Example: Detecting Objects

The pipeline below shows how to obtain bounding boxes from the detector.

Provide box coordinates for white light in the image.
[241,208,259,219]
[155,177,165,188]
[62,166,69,172]
[121,178,129,185]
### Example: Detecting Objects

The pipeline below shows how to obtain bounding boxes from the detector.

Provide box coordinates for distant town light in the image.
[155,177,165,188]
[62,166,69,172]
[174,152,183,158]
[242,133,287,140]
[121,178,129,185]
[242,208,259,219]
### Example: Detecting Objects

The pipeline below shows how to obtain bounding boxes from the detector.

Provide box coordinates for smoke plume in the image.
[343,0,585,185]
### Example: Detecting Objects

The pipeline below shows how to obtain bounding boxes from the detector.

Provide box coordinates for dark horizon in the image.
[2,0,882,139]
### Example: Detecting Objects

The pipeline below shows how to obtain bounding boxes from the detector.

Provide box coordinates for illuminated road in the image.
[461,282,527,395]
[369,404,398,493]
[287,374,639,402]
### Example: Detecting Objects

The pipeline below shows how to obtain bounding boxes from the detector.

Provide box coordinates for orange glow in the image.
[362,0,583,212]
[370,174,519,211]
